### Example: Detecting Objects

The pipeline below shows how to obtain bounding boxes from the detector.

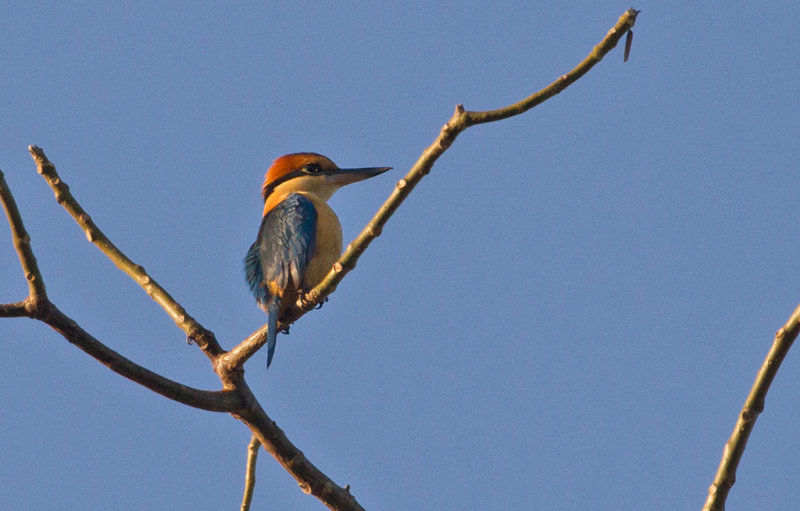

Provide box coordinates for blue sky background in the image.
[2,2,800,510]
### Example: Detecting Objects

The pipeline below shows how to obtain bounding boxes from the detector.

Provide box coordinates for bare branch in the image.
[43,301,243,412]
[217,324,270,370]
[466,8,640,125]
[27,145,222,356]
[284,8,640,327]
[0,301,29,317]
[703,300,800,510]
[240,435,261,511]
[0,169,48,307]
[1,168,236,411]
[238,402,365,511]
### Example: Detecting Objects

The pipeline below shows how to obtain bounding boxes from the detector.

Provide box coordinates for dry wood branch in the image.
[0,301,29,317]
[465,8,640,125]
[1,170,237,411]
[0,169,47,307]
[218,323,270,370]
[283,8,640,328]
[240,435,261,511]
[237,403,365,511]
[40,301,243,412]
[702,301,800,511]
[28,146,222,356]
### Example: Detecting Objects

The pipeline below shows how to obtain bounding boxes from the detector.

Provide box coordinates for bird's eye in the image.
[302,163,323,174]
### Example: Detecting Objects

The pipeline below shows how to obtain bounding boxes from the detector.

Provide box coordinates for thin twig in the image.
[0,169,48,309]
[0,301,29,317]
[1,169,238,411]
[240,435,261,511]
[237,402,365,511]
[28,146,222,355]
[218,324,269,370]
[702,301,800,511]
[41,302,243,412]
[283,8,640,326]
[465,8,640,125]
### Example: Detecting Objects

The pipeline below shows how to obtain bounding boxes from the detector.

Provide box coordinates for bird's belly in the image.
[303,199,343,290]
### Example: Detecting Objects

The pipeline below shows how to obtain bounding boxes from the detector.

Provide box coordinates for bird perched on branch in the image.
[245,153,390,368]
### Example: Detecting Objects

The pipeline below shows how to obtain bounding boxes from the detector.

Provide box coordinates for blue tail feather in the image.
[266,302,279,369]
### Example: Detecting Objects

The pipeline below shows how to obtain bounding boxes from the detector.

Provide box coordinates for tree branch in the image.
[0,171,240,412]
[702,300,800,510]
[0,169,48,308]
[284,8,641,327]
[465,8,640,125]
[237,401,366,511]
[240,435,261,511]
[42,301,243,412]
[28,145,222,356]
[217,323,269,370]
[0,301,29,317]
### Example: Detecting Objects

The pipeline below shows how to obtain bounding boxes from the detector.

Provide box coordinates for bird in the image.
[244,153,391,368]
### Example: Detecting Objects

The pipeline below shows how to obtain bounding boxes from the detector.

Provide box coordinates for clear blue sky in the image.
[2,2,800,510]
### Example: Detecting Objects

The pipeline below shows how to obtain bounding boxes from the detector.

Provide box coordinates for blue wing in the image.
[244,193,317,368]
[245,192,318,305]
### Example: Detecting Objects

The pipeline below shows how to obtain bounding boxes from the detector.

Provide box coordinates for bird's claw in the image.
[299,290,328,310]
[315,297,329,310]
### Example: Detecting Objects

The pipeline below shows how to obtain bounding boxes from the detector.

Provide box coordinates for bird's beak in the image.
[329,166,392,186]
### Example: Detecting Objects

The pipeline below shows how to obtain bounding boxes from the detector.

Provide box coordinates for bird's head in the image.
[261,153,391,205]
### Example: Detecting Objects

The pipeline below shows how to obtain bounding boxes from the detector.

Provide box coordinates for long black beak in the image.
[330,166,392,186]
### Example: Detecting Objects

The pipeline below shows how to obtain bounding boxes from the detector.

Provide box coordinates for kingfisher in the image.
[244,153,391,368]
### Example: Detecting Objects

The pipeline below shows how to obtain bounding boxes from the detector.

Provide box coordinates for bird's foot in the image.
[299,290,329,310]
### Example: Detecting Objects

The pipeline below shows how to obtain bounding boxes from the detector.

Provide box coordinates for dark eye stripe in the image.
[261,169,307,200]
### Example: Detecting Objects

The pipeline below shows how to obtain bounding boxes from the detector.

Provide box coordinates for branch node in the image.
[25,294,50,319]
